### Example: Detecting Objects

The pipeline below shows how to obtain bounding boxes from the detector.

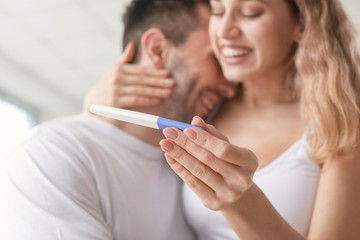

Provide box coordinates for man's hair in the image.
[122,0,209,61]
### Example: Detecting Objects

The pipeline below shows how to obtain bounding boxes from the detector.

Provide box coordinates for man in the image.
[0,0,235,239]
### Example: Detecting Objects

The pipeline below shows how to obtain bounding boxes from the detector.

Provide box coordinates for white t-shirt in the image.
[0,114,195,240]
[183,135,320,239]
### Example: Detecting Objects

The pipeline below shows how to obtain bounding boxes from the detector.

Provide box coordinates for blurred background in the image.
[1,0,360,161]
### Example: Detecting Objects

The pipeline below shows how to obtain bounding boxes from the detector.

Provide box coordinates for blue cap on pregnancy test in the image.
[90,104,204,131]
[157,117,204,131]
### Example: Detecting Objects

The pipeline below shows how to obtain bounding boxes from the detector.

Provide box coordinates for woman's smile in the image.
[221,45,253,65]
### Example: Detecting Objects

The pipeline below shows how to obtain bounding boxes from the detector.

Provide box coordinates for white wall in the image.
[0,0,359,123]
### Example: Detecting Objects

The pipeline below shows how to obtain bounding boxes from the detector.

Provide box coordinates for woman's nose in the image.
[217,13,241,39]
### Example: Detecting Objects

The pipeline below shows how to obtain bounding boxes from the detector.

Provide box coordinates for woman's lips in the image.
[221,46,253,65]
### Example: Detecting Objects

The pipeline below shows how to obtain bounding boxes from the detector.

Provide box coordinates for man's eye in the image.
[211,11,224,17]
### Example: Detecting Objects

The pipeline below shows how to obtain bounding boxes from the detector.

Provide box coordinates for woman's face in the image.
[209,0,301,83]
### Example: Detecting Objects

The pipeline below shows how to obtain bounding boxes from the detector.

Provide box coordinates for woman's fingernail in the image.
[159,69,169,75]
[149,98,161,103]
[161,89,172,96]
[160,140,174,152]
[165,154,177,164]
[163,128,178,140]
[194,116,204,123]
[162,79,174,86]
[184,129,197,140]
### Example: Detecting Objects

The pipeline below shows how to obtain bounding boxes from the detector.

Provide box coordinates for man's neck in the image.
[118,122,164,146]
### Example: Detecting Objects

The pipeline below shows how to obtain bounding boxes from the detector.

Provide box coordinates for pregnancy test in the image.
[90,104,204,131]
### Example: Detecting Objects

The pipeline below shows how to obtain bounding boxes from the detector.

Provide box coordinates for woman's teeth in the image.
[222,48,252,57]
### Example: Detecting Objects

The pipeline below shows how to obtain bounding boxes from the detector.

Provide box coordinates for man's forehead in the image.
[196,2,211,23]
[182,28,214,58]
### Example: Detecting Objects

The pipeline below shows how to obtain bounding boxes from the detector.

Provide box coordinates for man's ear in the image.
[141,28,170,69]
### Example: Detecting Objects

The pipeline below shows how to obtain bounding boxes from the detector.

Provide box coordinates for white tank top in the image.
[183,135,320,239]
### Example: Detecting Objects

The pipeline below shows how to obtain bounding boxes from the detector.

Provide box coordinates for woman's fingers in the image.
[162,127,254,183]
[161,138,230,206]
[191,116,229,141]
[161,139,224,191]
[119,64,169,77]
[112,96,161,108]
[114,73,174,88]
[109,42,173,87]
[160,122,259,211]
[110,49,174,88]
[113,85,172,98]
[166,153,242,211]
[102,85,170,108]
[162,128,231,175]
[163,153,219,209]
[84,42,175,111]
[160,131,256,210]
[117,42,136,64]
[184,126,258,169]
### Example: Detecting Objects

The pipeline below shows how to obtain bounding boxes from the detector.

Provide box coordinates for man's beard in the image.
[161,52,196,123]
[159,86,194,124]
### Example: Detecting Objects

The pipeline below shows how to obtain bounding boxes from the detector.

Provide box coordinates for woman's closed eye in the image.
[238,4,264,18]
[240,9,263,18]
[210,1,265,19]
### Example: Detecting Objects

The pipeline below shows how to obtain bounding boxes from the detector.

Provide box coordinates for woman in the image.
[85,0,360,239]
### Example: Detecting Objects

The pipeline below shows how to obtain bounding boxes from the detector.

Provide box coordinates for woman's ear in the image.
[141,28,171,69]
[293,15,304,43]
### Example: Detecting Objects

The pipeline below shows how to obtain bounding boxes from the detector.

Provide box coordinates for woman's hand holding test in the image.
[160,116,258,210]
[160,117,307,240]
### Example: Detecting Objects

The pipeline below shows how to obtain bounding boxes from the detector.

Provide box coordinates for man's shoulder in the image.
[33,114,95,135]
[2,114,110,183]
[25,114,103,144]
[5,115,98,162]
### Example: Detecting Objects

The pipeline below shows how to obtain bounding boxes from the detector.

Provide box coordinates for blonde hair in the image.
[290,0,360,163]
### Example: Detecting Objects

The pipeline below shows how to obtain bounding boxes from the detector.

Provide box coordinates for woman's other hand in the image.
[83,42,174,113]
[160,116,259,211]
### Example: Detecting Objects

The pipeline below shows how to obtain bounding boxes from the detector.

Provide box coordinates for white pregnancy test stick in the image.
[90,104,204,131]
